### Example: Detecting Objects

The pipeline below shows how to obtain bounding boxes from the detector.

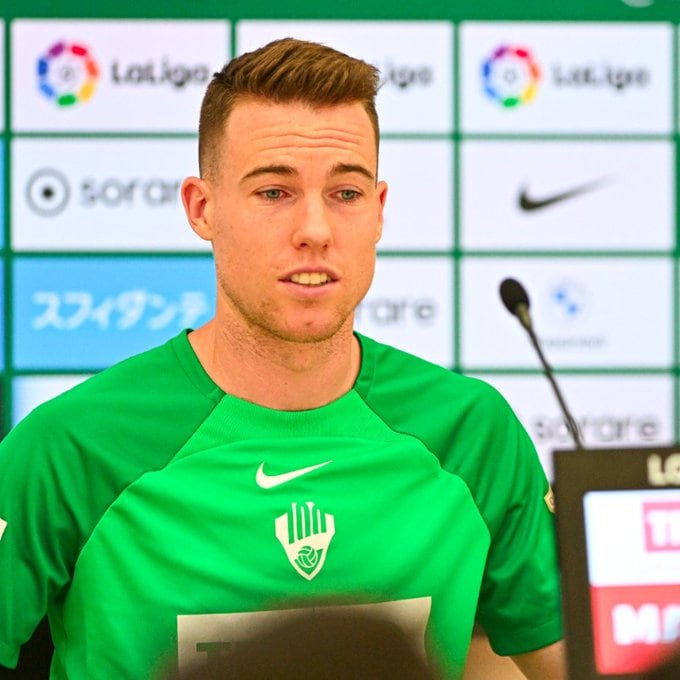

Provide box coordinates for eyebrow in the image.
[239,162,375,185]
[240,165,296,184]
[329,163,375,182]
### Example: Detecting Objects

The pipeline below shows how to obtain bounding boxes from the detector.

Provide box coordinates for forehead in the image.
[222,99,378,171]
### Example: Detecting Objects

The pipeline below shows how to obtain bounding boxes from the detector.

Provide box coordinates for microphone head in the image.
[499,277,530,316]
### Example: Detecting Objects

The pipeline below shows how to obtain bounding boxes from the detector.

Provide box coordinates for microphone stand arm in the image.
[522,320,585,451]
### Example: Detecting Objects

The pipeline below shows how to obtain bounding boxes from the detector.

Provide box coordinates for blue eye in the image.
[263,189,283,200]
[339,190,359,201]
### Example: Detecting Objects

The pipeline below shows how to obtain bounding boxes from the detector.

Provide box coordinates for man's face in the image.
[188,98,387,344]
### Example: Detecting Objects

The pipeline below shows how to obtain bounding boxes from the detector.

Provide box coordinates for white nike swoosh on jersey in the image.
[0,518,7,542]
[255,460,333,489]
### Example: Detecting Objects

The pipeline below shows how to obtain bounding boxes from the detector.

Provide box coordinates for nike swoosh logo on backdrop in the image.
[256,460,333,489]
[518,178,610,212]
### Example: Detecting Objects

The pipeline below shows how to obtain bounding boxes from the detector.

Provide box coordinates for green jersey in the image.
[0,332,562,679]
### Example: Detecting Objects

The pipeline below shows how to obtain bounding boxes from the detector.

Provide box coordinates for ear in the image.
[375,180,388,244]
[181,176,213,241]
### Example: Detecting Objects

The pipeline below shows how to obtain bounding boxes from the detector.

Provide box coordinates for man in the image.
[0,39,565,679]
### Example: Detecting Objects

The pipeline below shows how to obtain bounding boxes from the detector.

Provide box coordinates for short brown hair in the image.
[198,38,381,179]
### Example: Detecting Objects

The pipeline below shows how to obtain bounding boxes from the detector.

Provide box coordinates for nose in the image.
[291,197,333,249]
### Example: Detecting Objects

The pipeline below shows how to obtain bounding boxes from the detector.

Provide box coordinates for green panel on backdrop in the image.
[2,0,679,21]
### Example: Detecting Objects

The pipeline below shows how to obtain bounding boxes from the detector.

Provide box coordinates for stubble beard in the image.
[217,274,357,348]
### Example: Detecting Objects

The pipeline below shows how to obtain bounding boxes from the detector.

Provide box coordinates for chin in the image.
[275,319,351,345]
[276,329,341,345]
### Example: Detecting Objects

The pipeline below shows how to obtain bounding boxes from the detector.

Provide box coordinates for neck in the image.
[188,318,361,411]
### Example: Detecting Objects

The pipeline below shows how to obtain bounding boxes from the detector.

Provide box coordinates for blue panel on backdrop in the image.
[0,140,4,249]
[13,256,215,369]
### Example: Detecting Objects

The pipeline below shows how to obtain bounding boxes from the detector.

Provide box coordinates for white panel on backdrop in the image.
[11,20,229,132]
[460,22,672,133]
[12,138,207,251]
[460,257,672,369]
[354,257,453,367]
[237,21,453,134]
[460,140,674,251]
[475,374,674,479]
[13,375,90,425]
[379,139,453,251]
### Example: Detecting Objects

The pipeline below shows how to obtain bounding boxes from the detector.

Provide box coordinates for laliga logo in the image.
[37,40,99,107]
[482,44,541,108]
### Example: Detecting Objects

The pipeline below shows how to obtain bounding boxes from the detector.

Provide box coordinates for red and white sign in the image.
[590,584,680,673]
[585,491,680,674]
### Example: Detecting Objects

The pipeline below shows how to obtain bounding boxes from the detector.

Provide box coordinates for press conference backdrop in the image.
[1,0,678,478]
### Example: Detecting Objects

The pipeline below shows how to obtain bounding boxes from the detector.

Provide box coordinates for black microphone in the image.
[499,277,584,451]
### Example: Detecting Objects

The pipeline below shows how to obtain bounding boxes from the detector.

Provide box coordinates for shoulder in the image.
[23,331,219,425]
[2,332,222,470]
[355,333,545,517]
[356,333,513,427]
[0,332,224,555]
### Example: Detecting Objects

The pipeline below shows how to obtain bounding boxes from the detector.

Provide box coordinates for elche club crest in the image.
[275,501,335,581]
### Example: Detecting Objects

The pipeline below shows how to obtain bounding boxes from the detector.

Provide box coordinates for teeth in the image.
[290,272,330,286]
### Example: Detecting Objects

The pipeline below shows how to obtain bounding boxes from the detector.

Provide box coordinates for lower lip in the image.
[280,280,336,297]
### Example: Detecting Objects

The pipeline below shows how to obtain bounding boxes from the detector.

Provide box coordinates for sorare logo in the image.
[481,45,541,108]
[37,40,100,107]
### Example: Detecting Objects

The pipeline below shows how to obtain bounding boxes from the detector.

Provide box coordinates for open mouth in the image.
[289,272,331,286]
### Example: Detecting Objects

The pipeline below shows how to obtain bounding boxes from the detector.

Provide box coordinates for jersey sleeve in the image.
[448,380,563,655]
[0,404,86,668]
[355,336,563,656]
[0,334,222,670]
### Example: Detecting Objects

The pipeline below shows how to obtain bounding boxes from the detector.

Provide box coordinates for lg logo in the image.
[648,453,680,487]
